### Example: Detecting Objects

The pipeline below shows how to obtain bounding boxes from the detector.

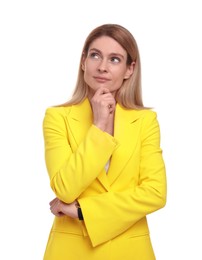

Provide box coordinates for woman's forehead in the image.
[89,36,127,56]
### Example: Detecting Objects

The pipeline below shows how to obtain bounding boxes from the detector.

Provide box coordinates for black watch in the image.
[77,207,84,220]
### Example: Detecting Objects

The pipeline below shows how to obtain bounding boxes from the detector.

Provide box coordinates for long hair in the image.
[61,24,145,109]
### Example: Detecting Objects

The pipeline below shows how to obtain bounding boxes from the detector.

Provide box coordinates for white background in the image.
[0,0,202,259]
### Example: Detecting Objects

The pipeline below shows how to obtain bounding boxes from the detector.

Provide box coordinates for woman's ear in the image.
[124,61,135,79]
[81,63,85,70]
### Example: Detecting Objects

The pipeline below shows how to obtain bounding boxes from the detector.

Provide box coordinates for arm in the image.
[43,107,118,203]
[78,111,167,247]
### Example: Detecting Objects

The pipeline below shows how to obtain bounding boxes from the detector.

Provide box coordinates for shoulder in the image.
[135,109,158,125]
[131,109,160,133]
[121,105,157,120]
[138,109,157,121]
[43,106,73,129]
[138,109,161,139]
[116,104,158,125]
[44,106,72,118]
[44,99,90,119]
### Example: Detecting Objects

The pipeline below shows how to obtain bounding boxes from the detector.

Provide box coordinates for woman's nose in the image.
[97,59,108,72]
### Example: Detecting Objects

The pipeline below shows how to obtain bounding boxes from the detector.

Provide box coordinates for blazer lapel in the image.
[66,99,93,148]
[107,104,143,185]
[66,99,110,191]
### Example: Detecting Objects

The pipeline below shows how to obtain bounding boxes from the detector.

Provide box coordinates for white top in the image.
[105,161,110,173]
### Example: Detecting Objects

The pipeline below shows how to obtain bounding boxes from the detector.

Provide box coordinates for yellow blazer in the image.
[43,98,166,255]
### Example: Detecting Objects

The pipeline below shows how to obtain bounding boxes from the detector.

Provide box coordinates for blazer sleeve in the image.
[78,111,167,247]
[43,107,118,203]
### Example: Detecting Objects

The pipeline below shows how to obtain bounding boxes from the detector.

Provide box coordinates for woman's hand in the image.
[90,87,116,134]
[49,198,78,218]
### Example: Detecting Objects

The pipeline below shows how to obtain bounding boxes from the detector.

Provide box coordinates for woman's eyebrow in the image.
[89,48,101,53]
[89,48,125,59]
[110,52,125,59]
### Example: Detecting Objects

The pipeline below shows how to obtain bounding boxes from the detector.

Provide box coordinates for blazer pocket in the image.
[51,216,84,236]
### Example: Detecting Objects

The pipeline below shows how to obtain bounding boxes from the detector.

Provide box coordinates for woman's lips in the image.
[94,76,110,83]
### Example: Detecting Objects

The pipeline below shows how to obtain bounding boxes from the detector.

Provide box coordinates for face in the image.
[82,36,134,95]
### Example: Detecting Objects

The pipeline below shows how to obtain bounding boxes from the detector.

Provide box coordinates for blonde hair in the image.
[61,24,146,109]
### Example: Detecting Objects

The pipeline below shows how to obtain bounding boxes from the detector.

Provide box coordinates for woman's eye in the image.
[110,57,121,63]
[89,52,100,59]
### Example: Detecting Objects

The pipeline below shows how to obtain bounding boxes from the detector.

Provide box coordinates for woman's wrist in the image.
[75,201,84,220]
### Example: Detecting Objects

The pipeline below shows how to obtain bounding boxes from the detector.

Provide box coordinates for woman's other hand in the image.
[49,198,78,218]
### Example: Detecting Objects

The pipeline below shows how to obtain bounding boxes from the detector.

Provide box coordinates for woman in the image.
[43,23,167,260]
